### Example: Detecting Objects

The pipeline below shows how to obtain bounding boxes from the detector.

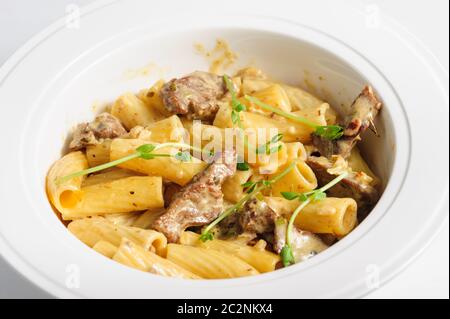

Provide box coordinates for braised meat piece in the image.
[313,86,382,158]
[238,198,278,234]
[69,113,127,150]
[152,150,236,243]
[160,71,227,121]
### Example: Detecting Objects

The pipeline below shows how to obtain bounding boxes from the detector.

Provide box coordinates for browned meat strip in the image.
[306,155,379,220]
[69,113,127,150]
[313,86,382,158]
[152,150,236,243]
[160,71,227,121]
[239,198,278,234]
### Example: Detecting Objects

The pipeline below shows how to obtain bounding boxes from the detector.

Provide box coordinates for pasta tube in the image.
[46,151,88,217]
[110,138,207,186]
[68,216,167,255]
[92,240,118,258]
[180,232,280,273]
[113,238,200,279]
[266,160,317,196]
[63,175,164,219]
[111,93,162,130]
[265,197,357,236]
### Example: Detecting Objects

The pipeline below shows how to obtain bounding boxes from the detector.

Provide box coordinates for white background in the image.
[0,0,448,298]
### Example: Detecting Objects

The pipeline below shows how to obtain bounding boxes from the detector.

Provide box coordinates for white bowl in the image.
[0,0,448,298]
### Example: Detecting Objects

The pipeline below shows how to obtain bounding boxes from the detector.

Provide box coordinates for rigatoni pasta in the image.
[47,151,88,216]
[111,92,162,130]
[180,232,279,273]
[62,175,164,219]
[68,216,167,255]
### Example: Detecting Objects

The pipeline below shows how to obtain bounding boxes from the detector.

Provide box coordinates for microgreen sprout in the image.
[244,95,344,141]
[57,142,206,184]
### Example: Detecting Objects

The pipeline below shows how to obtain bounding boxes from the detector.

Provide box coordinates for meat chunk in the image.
[69,113,127,150]
[306,155,379,220]
[313,86,382,158]
[273,218,328,261]
[238,198,278,234]
[152,150,236,243]
[160,71,227,121]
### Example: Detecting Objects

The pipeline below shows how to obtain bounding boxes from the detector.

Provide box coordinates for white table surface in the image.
[0,0,448,299]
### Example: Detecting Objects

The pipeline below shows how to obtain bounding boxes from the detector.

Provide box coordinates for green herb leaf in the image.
[231,110,239,125]
[262,180,272,187]
[280,245,295,267]
[236,162,250,171]
[315,125,344,140]
[234,102,246,112]
[311,190,327,201]
[298,193,309,201]
[281,192,299,200]
[136,144,156,154]
[270,133,284,144]
[246,183,257,193]
[140,153,155,160]
[241,181,255,188]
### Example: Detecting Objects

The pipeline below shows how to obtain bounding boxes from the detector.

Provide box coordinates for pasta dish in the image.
[46,67,382,279]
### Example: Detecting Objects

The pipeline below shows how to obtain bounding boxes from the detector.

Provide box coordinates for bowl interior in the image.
[31,28,397,285]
